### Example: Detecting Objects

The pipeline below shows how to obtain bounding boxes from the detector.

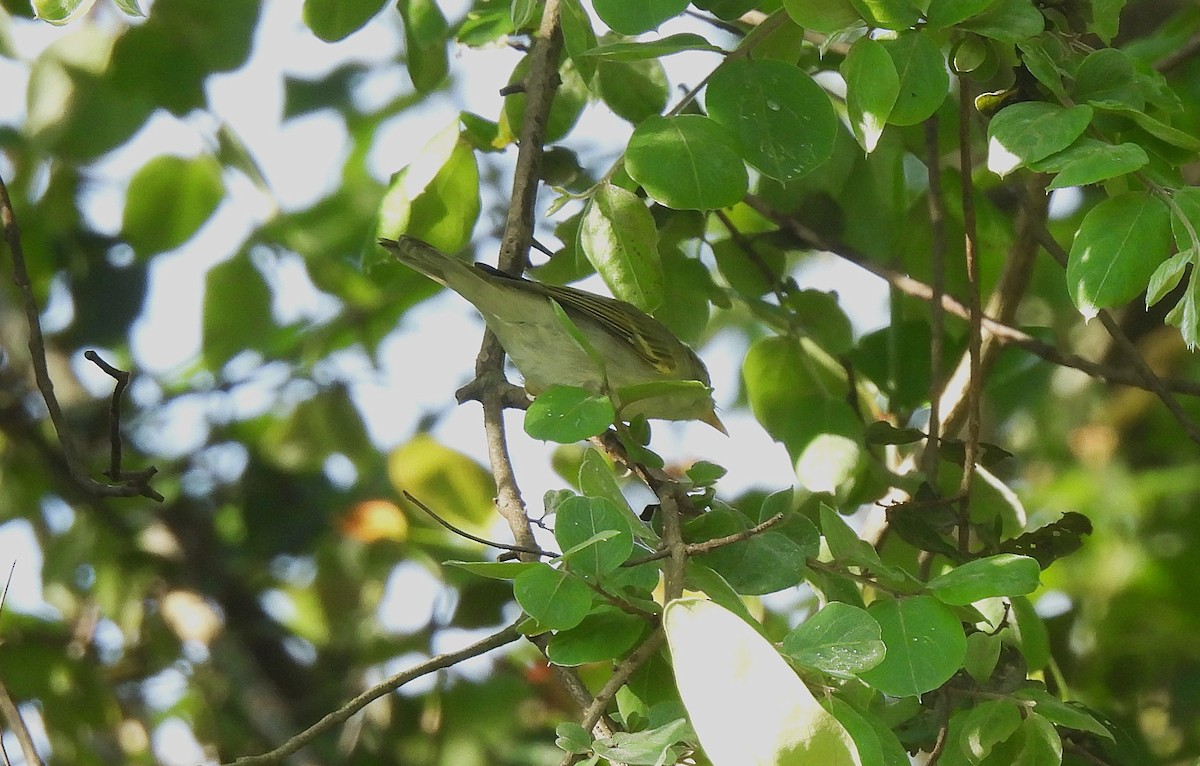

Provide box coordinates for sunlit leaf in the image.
[665,598,862,765]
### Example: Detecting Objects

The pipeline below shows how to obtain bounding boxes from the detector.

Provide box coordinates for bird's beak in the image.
[703,409,728,436]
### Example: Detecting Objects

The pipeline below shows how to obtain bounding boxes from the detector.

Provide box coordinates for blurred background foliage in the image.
[1,0,1200,764]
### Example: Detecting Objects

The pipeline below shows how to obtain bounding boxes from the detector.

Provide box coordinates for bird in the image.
[379,236,723,431]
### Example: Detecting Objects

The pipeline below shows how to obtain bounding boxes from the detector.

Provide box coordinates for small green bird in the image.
[379,236,723,431]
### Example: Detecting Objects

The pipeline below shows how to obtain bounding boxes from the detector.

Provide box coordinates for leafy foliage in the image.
[3,0,1200,765]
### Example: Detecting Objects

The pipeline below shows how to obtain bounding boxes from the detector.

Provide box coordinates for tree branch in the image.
[224,619,524,766]
[0,173,161,501]
[1037,229,1200,446]
[741,194,1200,397]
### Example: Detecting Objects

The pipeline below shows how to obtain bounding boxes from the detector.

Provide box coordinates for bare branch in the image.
[225,619,524,766]
[0,174,161,502]
[0,681,41,766]
[625,512,787,566]
[1037,229,1200,446]
[742,195,1200,397]
[560,631,667,766]
[402,491,555,558]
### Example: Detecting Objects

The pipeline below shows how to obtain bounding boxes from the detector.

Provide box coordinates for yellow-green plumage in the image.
[379,236,722,429]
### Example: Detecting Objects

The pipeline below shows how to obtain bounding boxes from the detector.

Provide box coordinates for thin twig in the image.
[956,83,982,553]
[741,196,1200,396]
[658,491,687,602]
[923,115,947,484]
[1037,229,1200,446]
[0,681,41,766]
[0,174,161,502]
[225,619,524,766]
[560,631,667,766]
[624,512,786,566]
[402,491,555,557]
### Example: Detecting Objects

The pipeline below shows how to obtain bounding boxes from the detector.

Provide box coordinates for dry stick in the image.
[1037,230,1200,447]
[922,115,948,484]
[0,174,160,501]
[224,619,524,766]
[738,196,1200,396]
[955,84,982,554]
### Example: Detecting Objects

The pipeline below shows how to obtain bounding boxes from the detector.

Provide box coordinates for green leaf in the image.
[592,718,691,765]
[112,0,143,17]
[1016,35,1069,100]
[302,0,388,42]
[202,253,273,367]
[445,560,541,580]
[782,602,886,678]
[1013,687,1114,739]
[1066,192,1171,320]
[743,336,847,448]
[626,115,748,210]
[1028,139,1148,190]
[664,598,861,766]
[1074,48,1141,110]
[821,699,885,766]
[578,449,656,541]
[819,504,885,571]
[513,564,592,630]
[1146,250,1190,309]
[504,53,589,143]
[689,507,810,595]
[32,0,96,24]
[559,0,598,81]
[842,37,899,152]
[959,699,1022,761]
[849,0,920,30]
[579,183,663,311]
[793,399,865,493]
[864,421,925,445]
[525,386,616,443]
[926,554,1040,605]
[591,0,689,35]
[1090,100,1200,152]
[595,56,669,123]
[376,123,481,257]
[554,495,634,577]
[555,722,592,754]
[686,461,727,487]
[786,290,855,354]
[986,102,1092,177]
[858,595,967,697]
[925,0,997,27]
[547,606,648,665]
[1089,0,1126,42]
[707,58,838,181]
[510,0,537,30]
[1009,595,1051,670]
[1011,713,1064,765]
[398,0,449,91]
[963,631,1002,682]
[880,32,950,126]
[584,33,723,61]
[781,0,861,34]
[123,154,223,259]
[958,0,1044,42]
